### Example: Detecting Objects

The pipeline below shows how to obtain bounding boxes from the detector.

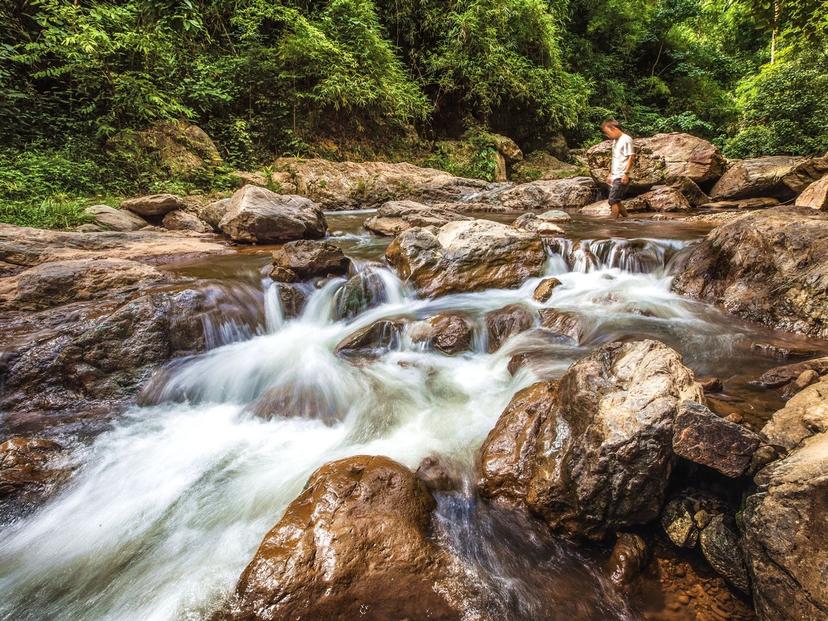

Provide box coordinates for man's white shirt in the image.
[610,133,634,180]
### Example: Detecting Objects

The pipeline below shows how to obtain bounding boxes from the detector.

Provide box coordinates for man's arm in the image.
[621,147,636,184]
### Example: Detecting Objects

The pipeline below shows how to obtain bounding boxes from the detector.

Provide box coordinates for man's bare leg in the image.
[610,201,628,219]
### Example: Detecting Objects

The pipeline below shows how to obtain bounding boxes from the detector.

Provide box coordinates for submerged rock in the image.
[511,213,564,236]
[386,219,545,297]
[219,185,327,244]
[332,267,389,320]
[752,356,828,389]
[364,200,470,236]
[221,455,466,621]
[334,319,405,356]
[673,208,828,338]
[607,533,648,589]
[478,340,703,539]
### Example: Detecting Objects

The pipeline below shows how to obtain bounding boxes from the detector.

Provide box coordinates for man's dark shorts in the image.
[608,179,628,205]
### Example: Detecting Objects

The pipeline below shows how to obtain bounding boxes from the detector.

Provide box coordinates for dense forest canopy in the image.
[1,0,827,218]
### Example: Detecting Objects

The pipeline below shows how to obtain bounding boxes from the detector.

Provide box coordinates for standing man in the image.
[601,119,635,219]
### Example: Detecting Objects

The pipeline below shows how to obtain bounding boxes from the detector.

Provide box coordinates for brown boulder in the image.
[363,200,471,236]
[386,220,546,298]
[533,277,561,302]
[121,194,186,217]
[710,156,806,200]
[0,436,68,517]
[671,401,760,477]
[700,197,780,210]
[334,319,405,356]
[222,455,464,621]
[586,133,726,188]
[478,340,703,539]
[0,258,167,311]
[672,208,828,338]
[219,185,327,244]
[485,304,536,352]
[795,174,828,210]
[162,210,212,233]
[638,186,691,212]
[539,309,583,343]
[409,313,473,355]
[271,158,491,210]
[752,356,828,389]
[270,239,350,279]
[740,381,828,620]
[491,177,598,209]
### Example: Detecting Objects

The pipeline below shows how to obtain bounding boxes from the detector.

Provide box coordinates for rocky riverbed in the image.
[2,138,828,621]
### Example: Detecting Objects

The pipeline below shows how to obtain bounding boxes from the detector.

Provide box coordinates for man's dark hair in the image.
[601,119,621,130]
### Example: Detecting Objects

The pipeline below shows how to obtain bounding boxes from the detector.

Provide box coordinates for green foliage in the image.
[424,130,502,180]
[725,53,828,157]
[0,197,91,229]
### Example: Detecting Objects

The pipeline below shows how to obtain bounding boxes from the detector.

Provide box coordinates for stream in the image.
[0,211,823,620]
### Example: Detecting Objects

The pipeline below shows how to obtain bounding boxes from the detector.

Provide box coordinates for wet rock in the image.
[271,157,491,210]
[533,277,561,302]
[275,283,307,319]
[750,341,821,360]
[586,133,726,188]
[672,401,760,477]
[673,208,828,338]
[386,220,546,298]
[84,204,149,231]
[638,186,691,212]
[661,492,728,549]
[698,376,723,393]
[710,156,806,200]
[218,185,327,244]
[700,197,780,210]
[334,319,405,356]
[607,533,648,589]
[222,455,466,621]
[492,177,598,209]
[162,209,212,233]
[511,213,564,236]
[580,198,647,216]
[752,356,828,388]
[409,313,473,355]
[268,266,296,283]
[1,287,230,413]
[780,369,820,400]
[479,340,703,539]
[699,514,749,592]
[0,436,68,516]
[332,268,388,320]
[0,259,167,311]
[740,383,828,620]
[121,193,186,217]
[247,384,344,424]
[0,223,229,270]
[795,174,828,210]
[416,455,461,492]
[270,239,350,280]
[363,200,471,236]
[485,304,536,352]
[538,309,582,343]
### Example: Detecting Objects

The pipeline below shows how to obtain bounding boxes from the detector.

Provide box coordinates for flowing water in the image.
[1,212,824,620]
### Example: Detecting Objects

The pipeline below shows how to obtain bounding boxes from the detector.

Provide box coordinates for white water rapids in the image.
[0,228,791,620]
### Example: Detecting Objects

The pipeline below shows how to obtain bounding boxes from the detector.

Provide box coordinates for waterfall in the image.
[544,237,692,275]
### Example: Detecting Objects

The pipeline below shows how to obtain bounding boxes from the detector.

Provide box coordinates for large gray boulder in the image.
[84,204,149,231]
[491,177,598,209]
[386,219,545,298]
[478,340,703,539]
[740,376,828,620]
[121,193,186,217]
[673,208,828,338]
[586,133,726,189]
[218,185,327,243]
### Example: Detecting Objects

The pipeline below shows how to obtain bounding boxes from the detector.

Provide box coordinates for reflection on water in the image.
[0,210,824,620]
